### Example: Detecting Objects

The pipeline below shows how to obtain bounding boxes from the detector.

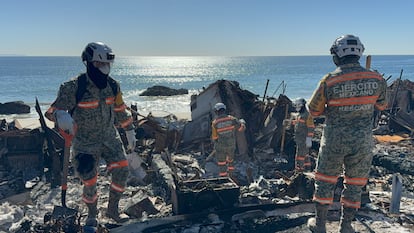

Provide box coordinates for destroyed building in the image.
[1,79,414,232]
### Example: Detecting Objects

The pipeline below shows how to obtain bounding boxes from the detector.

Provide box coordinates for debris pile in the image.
[1,79,414,232]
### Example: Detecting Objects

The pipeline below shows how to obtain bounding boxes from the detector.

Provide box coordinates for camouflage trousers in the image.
[295,138,311,171]
[72,139,129,206]
[215,142,236,177]
[314,126,373,209]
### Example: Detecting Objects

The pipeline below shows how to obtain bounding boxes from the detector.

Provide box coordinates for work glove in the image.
[239,119,246,131]
[306,137,312,148]
[125,129,136,153]
[282,119,291,129]
[54,110,75,135]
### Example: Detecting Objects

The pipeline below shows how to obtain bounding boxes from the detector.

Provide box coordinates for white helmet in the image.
[82,42,115,63]
[330,35,364,58]
[293,98,306,106]
[214,102,226,111]
[293,98,306,111]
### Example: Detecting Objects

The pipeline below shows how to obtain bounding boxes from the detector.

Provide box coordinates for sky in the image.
[1,0,414,56]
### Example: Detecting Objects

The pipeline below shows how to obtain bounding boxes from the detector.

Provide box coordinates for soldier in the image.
[284,98,315,172]
[307,35,387,233]
[46,42,136,227]
[211,103,245,178]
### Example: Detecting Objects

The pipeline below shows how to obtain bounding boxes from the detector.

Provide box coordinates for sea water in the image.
[1,55,413,120]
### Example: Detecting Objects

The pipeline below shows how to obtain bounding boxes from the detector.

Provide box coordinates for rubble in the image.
[1,79,414,232]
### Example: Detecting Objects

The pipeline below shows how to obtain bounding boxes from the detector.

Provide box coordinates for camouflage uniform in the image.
[291,110,314,171]
[308,63,387,209]
[211,114,245,177]
[47,73,132,209]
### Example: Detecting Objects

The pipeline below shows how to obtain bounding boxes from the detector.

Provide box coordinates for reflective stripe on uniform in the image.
[214,116,234,123]
[82,194,98,204]
[47,106,57,115]
[107,160,129,171]
[325,72,384,87]
[217,125,235,133]
[120,117,133,128]
[82,174,98,187]
[217,161,227,166]
[375,102,387,111]
[106,97,115,105]
[315,172,338,184]
[344,176,368,186]
[313,196,333,205]
[295,155,306,161]
[310,109,323,116]
[219,172,228,177]
[328,95,379,107]
[114,104,127,112]
[110,182,125,193]
[78,100,99,109]
[341,197,361,209]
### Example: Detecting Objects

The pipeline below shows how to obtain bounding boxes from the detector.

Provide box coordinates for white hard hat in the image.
[330,35,364,58]
[214,102,226,111]
[82,42,115,63]
[293,98,306,106]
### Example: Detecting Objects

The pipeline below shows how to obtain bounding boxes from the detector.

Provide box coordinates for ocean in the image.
[1,55,414,121]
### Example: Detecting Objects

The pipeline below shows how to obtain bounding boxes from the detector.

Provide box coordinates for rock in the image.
[140,85,188,96]
[0,101,30,114]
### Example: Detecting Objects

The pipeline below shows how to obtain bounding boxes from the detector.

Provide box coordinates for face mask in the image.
[87,62,108,89]
[98,63,111,75]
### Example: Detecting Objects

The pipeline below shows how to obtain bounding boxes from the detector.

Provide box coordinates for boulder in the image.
[140,86,188,96]
[0,101,30,114]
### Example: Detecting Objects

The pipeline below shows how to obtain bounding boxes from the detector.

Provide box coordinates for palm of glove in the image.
[54,110,75,135]
[125,129,137,153]
[306,137,312,148]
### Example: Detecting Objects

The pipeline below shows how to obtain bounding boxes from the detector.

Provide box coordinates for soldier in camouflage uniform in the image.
[307,35,387,233]
[46,42,136,227]
[285,98,315,172]
[211,103,245,178]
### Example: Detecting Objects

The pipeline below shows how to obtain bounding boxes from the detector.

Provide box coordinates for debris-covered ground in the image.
[1,79,414,232]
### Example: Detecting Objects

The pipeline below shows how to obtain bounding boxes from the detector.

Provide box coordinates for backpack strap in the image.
[76,73,87,104]
[76,75,119,104]
[107,76,119,97]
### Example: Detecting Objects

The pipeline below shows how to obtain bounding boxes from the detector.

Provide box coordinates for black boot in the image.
[307,203,328,233]
[339,207,356,233]
[85,202,98,227]
[105,191,129,223]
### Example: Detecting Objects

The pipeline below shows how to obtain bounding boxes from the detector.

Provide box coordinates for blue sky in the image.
[1,0,413,56]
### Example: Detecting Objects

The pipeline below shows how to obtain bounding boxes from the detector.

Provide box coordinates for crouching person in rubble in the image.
[307,35,387,233]
[211,103,246,179]
[46,42,136,228]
